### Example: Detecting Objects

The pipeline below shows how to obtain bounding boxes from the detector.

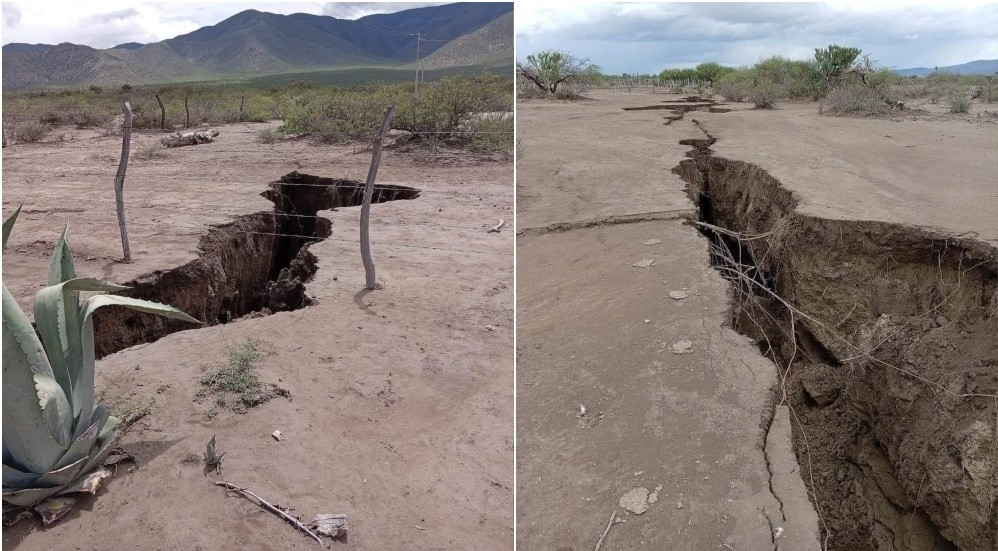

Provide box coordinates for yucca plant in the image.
[2,206,200,515]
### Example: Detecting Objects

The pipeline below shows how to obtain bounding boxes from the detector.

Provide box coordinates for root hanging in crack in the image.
[93,172,420,358]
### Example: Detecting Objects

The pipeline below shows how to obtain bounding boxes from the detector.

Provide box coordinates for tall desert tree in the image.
[518,51,591,94]
[814,44,862,84]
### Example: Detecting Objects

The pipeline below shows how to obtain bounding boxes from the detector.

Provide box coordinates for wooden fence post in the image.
[360,104,396,290]
[114,102,133,262]
[155,93,166,130]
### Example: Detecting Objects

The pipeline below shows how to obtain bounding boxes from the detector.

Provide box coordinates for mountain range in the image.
[1,2,512,90]
[895,59,998,77]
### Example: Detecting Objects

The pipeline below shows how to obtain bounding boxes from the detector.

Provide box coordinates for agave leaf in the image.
[54,406,107,470]
[2,463,40,490]
[1,485,65,507]
[34,278,128,422]
[2,283,69,474]
[34,496,76,525]
[47,226,77,286]
[2,204,21,250]
[34,457,87,488]
[76,426,121,478]
[76,296,200,423]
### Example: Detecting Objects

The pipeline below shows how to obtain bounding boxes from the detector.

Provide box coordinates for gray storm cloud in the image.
[516,2,998,73]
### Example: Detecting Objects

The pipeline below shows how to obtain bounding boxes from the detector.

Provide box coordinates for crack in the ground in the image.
[672,129,996,550]
[93,172,420,358]
[516,209,692,237]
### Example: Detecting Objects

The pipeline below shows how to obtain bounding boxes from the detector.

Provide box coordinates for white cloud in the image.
[0,2,453,49]
[3,3,22,28]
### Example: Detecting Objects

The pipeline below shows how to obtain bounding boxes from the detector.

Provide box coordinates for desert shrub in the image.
[69,107,109,128]
[924,72,959,104]
[748,82,780,108]
[256,128,283,143]
[753,56,825,100]
[716,70,753,101]
[39,112,63,125]
[278,93,318,134]
[823,83,901,116]
[465,115,513,156]
[134,139,167,160]
[946,94,971,113]
[10,122,49,142]
[978,77,997,103]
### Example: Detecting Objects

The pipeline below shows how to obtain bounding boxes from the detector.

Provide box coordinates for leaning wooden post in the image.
[360,104,395,290]
[114,102,133,262]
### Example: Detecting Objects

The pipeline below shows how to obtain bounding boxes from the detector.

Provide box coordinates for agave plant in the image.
[2,206,200,512]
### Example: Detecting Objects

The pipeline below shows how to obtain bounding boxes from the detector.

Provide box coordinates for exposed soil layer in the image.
[92,172,419,358]
[673,128,998,551]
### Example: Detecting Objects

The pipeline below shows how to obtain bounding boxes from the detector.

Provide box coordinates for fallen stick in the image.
[213,481,324,546]
[488,219,505,233]
[593,510,616,551]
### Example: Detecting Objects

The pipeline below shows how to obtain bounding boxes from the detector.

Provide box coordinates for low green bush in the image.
[947,94,971,113]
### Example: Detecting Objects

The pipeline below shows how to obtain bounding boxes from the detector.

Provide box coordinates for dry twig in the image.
[213,481,324,546]
[592,510,616,551]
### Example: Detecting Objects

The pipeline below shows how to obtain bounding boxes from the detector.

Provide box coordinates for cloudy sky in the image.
[1,2,446,49]
[516,2,998,73]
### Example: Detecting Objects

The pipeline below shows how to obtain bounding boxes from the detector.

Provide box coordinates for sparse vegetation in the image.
[277,75,513,153]
[3,73,512,155]
[196,338,288,412]
[823,83,900,117]
[946,93,972,113]
[748,82,780,108]
[10,121,50,143]
[256,128,283,143]
[134,139,167,160]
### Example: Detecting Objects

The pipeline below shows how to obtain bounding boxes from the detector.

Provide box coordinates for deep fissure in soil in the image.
[673,128,997,551]
[93,172,420,358]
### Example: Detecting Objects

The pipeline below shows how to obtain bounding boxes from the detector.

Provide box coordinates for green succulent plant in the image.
[2,207,200,508]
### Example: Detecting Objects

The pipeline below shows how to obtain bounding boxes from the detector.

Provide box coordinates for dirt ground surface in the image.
[516,88,996,551]
[516,90,820,550]
[2,122,513,549]
[696,102,998,245]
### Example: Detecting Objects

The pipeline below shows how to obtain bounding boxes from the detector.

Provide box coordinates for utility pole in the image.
[414,33,423,96]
